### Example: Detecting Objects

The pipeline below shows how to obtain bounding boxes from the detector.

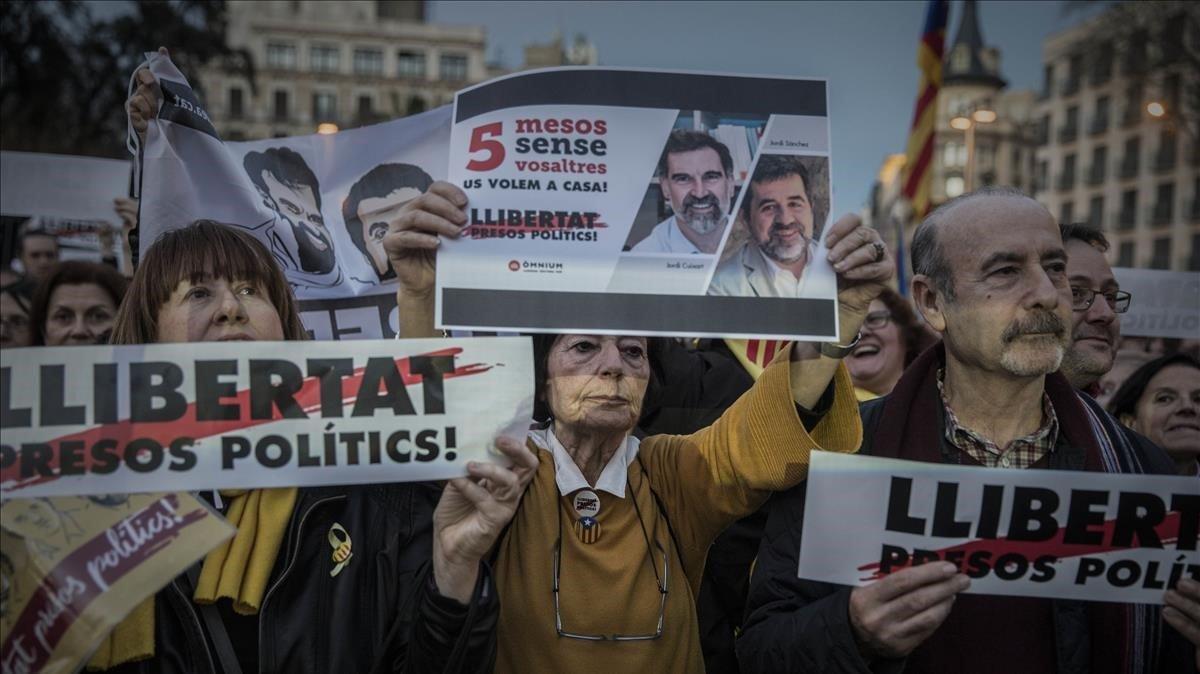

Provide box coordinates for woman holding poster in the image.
[385,181,892,673]
[90,219,533,673]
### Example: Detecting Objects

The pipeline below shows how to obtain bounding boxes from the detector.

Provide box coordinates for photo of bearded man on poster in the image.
[243,147,341,282]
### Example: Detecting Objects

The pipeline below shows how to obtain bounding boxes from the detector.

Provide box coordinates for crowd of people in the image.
[0,65,1196,674]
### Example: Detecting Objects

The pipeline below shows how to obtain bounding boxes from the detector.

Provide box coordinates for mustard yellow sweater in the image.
[493,348,862,673]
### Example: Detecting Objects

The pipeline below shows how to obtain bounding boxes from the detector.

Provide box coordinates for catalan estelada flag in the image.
[901,0,949,219]
[724,338,791,380]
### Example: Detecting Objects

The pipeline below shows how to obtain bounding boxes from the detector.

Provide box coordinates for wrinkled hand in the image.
[382,181,468,297]
[824,213,893,318]
[849,562,969,661]
[432,436,538,603]
[1164,578,1200,670]
[128,47,168,145]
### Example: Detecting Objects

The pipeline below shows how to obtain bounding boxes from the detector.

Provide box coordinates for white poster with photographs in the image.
[134,51,450,340]
[439,67,839,340]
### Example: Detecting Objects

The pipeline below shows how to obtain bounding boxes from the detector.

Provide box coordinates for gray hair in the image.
[910,186,1035,301]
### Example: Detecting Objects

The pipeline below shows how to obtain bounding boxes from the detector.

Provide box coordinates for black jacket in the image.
[111,483,497,674]
[737,396,1195,674]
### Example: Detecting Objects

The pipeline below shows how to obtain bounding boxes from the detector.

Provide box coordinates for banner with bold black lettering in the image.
[438,67,839,340]
[1,493,232,674]
[797,452,1199,604]
[0,338,533,499]
[134,51,450,340]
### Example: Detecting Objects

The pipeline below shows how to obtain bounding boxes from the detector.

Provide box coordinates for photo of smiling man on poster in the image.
[708,154,834,299]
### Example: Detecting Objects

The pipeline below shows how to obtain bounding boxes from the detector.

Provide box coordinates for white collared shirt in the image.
[630,216,706,255]
[528,426,641,498]
[759,243,817,297]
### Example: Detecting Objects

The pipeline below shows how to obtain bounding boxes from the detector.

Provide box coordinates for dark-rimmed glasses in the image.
[1070,286,1131,314]
[552,537,668,641]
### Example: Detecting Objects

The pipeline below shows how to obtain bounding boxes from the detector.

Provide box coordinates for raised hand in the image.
[431,436,538,603]
[128,47,168,144]
[824,213,893,320]
[382,181,468,298]
[849,561,969,660]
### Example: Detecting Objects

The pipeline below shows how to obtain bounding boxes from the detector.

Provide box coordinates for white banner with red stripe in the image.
[798,452,1199,604]
[0,338,533,499]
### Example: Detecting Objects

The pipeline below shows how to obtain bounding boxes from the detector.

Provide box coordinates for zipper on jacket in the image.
[171,577,217,674]
[256,494,345,674]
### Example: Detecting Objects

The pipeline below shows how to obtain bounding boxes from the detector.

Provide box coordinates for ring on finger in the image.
[872,240,885,263]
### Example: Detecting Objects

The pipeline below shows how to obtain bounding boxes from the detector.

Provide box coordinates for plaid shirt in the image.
[937,370,1059,469]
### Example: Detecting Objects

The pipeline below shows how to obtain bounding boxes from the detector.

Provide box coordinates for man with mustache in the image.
[1058,222,1129,397]
[740,187,1195,673]
[708,155,823,297]
[631,130,734,255]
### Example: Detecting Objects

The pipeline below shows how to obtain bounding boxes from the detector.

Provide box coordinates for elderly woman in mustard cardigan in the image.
[385,181,892,673]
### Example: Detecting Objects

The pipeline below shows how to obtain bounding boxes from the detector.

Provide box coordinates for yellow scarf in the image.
[87,488,297,670]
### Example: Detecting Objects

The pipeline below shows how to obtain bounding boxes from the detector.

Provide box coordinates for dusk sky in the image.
[430,0,1111,211]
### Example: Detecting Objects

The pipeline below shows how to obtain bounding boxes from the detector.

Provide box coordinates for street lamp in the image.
[316,122,339,135]
[950,103,996,192]
[1146,101,1166,118]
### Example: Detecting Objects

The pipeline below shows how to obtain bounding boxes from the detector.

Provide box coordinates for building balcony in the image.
[1055,173,1076,192]
[1116,208,1136,230]
[1086,163,1106,186]
[1088,115,1109,136]
[1118,156,1139,179]
[1154,149,1178,173]
[1150,203,1173,226]
[1058,124,1079,144]
[1060,77,1081,97]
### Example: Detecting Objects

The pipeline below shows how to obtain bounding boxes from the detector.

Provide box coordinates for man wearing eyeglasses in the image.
[739,188,1195,674]
[1058,222,1131,397]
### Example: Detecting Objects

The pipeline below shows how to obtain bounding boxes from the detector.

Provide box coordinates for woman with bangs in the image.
[94,220,532,673]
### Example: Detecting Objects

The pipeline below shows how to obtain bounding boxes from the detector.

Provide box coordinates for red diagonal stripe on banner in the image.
[1,348,493,491]
[855,511,1185,581]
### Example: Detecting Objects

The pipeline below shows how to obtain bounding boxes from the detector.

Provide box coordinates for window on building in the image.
[1150,237,1171,269]
[440,53,468,81]
[1065,105,1079,129]
[311,45,340,73]
[397,50,426,78]
[1060,201,1074,225]
[266,43,297,70]
[312,92,337,123]
[1091,41,1113,84]
[354,48,384,76]
[228,87,244,120]
[945,175,964,198]
[1035,160,1049,192]
[977,143,995,169]
[1041,64,1054,98]
[1088,195,1104,228]
[1089,145,1107,184]
[273,90,289,122]
[1117,241,1134,267]
[1061,153,1076,189]
[1119,189,1137,229]
[951,45,970,72]
[1153,182,1175,225]
[1091,95,1110,134]
[1190,233,1200,271]
[942,142,961,168]
[357,95,373,119]
[1121,136,1140,177]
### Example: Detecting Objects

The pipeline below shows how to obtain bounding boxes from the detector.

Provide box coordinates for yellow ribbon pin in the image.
[328,522,353,577]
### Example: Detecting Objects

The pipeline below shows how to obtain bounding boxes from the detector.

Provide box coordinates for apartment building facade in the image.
[196,0,488,140]
[1032,7,1200,271]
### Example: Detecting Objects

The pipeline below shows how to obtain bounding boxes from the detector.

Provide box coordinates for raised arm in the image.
[788,214,892,409]
[383,181,468,338]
